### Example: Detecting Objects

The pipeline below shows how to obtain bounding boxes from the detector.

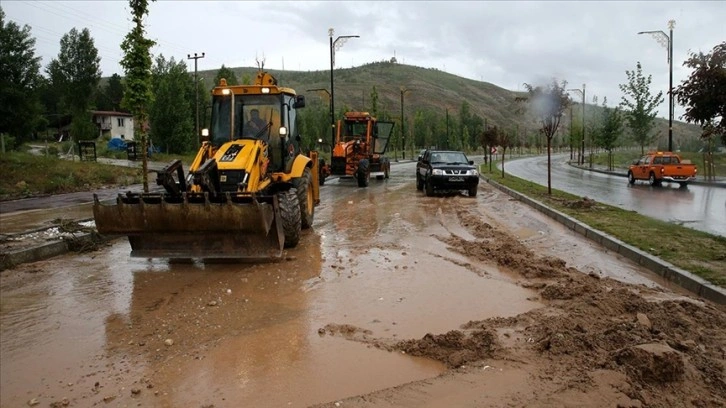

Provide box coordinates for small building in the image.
[91,111,134,140]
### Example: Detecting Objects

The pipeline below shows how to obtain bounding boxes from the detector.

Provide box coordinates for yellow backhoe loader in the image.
[93,71,320,260]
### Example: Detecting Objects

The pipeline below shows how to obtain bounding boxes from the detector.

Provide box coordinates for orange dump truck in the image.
[627,151,698,187]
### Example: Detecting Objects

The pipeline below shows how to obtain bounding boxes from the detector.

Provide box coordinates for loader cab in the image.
[209,75,305,173]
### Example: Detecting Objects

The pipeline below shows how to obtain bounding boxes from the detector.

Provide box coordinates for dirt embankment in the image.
[317,206,726,407]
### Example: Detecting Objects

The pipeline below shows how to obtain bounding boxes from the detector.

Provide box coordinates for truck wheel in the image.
[628,171,635,185]
[425,178,434,196]
[649,172,658,186]
[384,160,390,179]
[293,167,315,229]
[416,173,423,191]
[468,186,478,197]
[279,189,301,248]
[357,159,370,187]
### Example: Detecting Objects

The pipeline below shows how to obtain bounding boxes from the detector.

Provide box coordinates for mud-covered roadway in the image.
[1,161,724,408]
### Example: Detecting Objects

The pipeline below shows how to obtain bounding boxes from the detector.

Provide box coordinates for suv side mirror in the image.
[468,160,474,165]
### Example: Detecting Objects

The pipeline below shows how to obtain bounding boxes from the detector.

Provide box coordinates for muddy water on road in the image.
[0,204,94,234]
[4,167,672,407]
[0,175,542,407]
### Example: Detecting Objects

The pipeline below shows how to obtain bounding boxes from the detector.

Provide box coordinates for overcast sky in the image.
[3,1,725,120]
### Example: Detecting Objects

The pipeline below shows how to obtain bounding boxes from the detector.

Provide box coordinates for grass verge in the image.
[480,165,726,287]
[1,151,143,201]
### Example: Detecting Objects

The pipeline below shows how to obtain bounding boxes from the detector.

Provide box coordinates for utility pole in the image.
[187,52,205,148]
[445,108,449,149]
[400,87,410,160]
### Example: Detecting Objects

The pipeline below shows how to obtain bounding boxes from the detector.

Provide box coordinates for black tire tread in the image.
[279,190,301,248]
[293,167,315,229]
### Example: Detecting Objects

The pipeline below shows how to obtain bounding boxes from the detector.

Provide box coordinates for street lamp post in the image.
[307,88,331,150]
[329,28,359,153]
[638,20,675,152]
[567,84,586,165]
[187,52,205,148]
[400,87,410,159]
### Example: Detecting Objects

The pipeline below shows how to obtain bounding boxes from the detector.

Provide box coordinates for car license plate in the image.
[449,177,464,182]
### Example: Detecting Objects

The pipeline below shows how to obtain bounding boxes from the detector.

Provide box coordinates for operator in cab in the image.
[244,109,268,138]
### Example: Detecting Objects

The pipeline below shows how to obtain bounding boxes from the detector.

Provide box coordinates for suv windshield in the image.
[430,152,468,164]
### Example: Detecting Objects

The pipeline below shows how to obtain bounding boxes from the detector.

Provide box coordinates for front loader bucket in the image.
[93,193,284,260]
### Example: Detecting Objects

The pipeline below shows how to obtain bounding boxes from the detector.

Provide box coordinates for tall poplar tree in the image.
[120,0,155,192]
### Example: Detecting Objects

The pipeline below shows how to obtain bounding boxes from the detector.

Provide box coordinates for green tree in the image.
[518,79,570,194]
[498,127,516,177]
[120,0,156,192]
[298,104,329,152]
[214,64,238,86]
[479,125,499,172]
[0,7,43,148]
[369,85,379,117]
[96,73,124,111]
[149,55,194,154]
[46,27,101,141]
[619,62,664,154]
[674,42,726,147]
[594,98,624,170]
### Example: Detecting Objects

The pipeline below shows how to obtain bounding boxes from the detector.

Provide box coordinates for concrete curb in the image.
[481,176,726,305]
[0,232,106,271]
[0,239,71,271]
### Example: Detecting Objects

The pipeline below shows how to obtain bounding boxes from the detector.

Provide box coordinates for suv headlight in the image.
[467,169,478,176]
[432,169,444,176]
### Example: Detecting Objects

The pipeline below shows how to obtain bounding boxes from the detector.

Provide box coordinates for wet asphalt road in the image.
[502,154,726,237]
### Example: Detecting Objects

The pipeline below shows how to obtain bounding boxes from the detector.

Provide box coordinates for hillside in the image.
[195,62,703,149]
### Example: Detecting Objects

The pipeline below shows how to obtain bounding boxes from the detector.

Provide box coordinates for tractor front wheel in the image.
[357,159,370,187]
[279,190,301,248]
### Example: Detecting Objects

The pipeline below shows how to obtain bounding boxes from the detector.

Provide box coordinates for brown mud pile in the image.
[322,206,726,407]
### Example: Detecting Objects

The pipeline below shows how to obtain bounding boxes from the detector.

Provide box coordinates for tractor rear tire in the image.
[293,167,315,229]
[279,190,301,248]
[357,159,370,187]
